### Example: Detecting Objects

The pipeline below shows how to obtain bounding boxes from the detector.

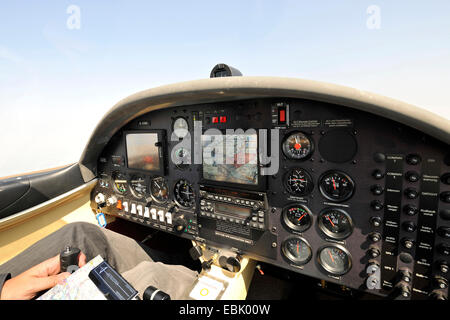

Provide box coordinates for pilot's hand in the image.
[0,252,87,300]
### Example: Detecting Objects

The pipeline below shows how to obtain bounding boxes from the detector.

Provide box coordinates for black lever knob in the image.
[143,286,171,300]
[60,246,81,273]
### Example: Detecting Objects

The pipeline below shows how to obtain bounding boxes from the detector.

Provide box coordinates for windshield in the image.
[1,1,449,177]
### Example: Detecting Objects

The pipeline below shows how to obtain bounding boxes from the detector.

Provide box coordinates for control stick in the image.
[60,246,81,274]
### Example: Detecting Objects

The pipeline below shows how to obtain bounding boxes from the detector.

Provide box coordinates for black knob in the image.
[395,282,411,298]
[372,169,384,180]
[402,221,417,233]
[437,226,450,239]
[402,238,415,249]
[438,260,449,274]
[371,200,384,211]
[430,290,448,300]
[219,255,241,273]
[434,276,448,289]
[405,171,420,183]
[403,204,418,216]
[368,247,381,258]
[369,232,381,243]
[406,154,421,165]
[174,215,187,233]
[437,243,450,256]
[371,184,384,195]
[370,216,382,227]
[440,191,450,203]
[441,173,450,185]
[60,246,81,273]
[440,209,450,221]
[399,269,412,283]
[201,259,213,271]
[404,188,419,199]
[143,286,171,300]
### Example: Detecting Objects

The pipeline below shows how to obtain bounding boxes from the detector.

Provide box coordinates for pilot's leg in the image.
[122,261,198,300]
[0,222,152,277]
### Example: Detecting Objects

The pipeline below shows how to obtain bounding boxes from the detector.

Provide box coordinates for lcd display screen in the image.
[202,133,258,185]
[215,203,251,218]
[126,133,160,171]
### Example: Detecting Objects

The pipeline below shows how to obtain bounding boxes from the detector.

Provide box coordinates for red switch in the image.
[116,200,123,210]
[220,116,227,123]
[279,108,286,123]
[212,116,219,124]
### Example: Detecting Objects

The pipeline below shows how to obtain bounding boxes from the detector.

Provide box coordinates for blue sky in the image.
[1,1,450,176]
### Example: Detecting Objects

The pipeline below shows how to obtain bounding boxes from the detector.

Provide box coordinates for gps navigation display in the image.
[202,133,258,185]
[126,133,161,171]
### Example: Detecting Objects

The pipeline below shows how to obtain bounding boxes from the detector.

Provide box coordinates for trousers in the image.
[0,222,198,299]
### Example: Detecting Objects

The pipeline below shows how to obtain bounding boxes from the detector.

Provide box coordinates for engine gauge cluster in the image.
[282,204,312,232]
[317,245,352,276]
[281,237,312,265]
[318,170,355,202]
[318,208,353,240]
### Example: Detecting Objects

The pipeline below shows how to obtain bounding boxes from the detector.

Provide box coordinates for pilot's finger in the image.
[31,272,70,293]
[78,252,87,267]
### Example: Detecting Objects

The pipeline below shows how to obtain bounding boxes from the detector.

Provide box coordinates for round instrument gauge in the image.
[282,132,314,160]
[174,179,195,208]
[317,245,352,276]
[281,237,312,265]
[318,170,355,202]
[172,117,189,139]
[173,147,191,169]
[318,208,353,240]
[282,204,312,233]
[150,177,169,203]
[129,176,147,199]
[112,173,128,194]
[285,168,313,196]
